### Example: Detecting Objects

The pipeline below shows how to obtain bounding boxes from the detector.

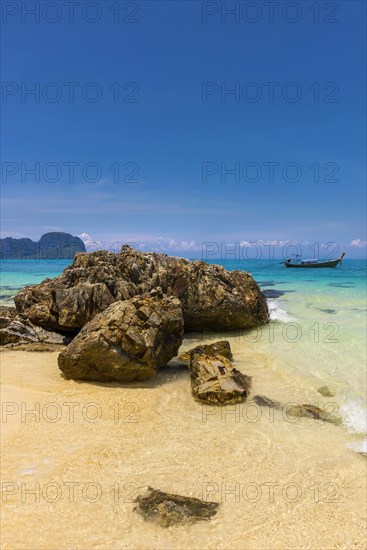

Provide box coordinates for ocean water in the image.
[212,258,367,455]
[0,259,71,305]
[1,257,366,452]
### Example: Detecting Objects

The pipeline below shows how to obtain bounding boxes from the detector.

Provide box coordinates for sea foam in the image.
[339,398,367,434]
[267,299,293,323]
[347,439,367,455]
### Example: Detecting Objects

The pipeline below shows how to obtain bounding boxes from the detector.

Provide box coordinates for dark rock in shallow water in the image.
[253,395,281,408]
[15,245,268,333]
[58,290,183,382]
[319,308,336,314]
[317,385,335,397]
[262,289,286,299]
[286,404,341,425]
[134,487,219,527]
[263,289,295,299]
[178,340,232,362]
[254,395,341,424]
[189,354,251,405]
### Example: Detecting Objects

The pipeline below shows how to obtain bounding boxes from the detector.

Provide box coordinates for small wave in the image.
[347,439,367,455]
[267,299,293,323]
[340,399,367,434]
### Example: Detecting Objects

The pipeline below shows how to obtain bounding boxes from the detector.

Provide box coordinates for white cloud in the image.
[240,239,291,247]
[349,239,367,248]
[76,233,201,255]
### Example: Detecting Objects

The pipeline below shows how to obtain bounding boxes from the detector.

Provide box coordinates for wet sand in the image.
[1,339,366,549]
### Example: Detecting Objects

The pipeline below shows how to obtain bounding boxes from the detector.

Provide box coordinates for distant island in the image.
[0,232,86,260]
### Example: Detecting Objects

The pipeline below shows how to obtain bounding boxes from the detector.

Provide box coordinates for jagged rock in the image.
[0,314,71,346]
[189,354,252,405]
[58,290,184,382]
[178,340,232,362]
[253,394,281,408]
[15,245,268,333]
[134,487,219,527]
[286,404,341,425]
[317,385,335,397]
[0,306,17,328]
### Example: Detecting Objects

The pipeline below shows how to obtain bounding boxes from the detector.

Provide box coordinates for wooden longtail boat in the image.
[284,252,345,268]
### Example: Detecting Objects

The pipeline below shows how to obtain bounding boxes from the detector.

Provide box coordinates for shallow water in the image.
[1,255,366,547]
[1,258,366,449]
[0,260,367,448]
[211,259,367,452]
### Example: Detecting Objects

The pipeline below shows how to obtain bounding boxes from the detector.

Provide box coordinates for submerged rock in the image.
[134,487,219,527]
[15,245,268,333]
[253,394,281,409]
[178,340,232,362]
[286,404,341,425]
[253,396,341,425]
[58,290,183,382]
[0,313,71,346]
[317,385,335,398]
[189,354,252,405]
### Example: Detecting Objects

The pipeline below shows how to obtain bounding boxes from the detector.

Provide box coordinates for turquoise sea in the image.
[1,258,366,453]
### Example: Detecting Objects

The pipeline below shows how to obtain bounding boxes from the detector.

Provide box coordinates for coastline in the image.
[1,256,366,548]
[1,339,366,549]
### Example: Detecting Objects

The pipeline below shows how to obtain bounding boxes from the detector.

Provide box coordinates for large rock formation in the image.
[189,354,252,405]
[58,290,184,382]
[15,245,268,333]
[0,232,85,260]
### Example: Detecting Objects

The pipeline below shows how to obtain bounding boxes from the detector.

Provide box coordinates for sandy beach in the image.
[2,1,366,547]
[1,336,366,549]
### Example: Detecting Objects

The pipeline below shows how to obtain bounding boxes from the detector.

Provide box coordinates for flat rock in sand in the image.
[189,353,252,405]
[134,487,219,527]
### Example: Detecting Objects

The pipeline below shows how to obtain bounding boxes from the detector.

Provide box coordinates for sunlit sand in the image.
[1,338,366,549]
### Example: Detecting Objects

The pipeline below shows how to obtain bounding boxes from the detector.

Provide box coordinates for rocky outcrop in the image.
[0,309,71,346]
[178,340,232,362]
[58,290,184,382]
[134,487,219,527]
[0,306,17,329]
[15,245,268,333]
[189,354,252,405]
[0,232,85,260]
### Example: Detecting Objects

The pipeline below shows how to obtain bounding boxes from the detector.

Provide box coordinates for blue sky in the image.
[1,0,366,258]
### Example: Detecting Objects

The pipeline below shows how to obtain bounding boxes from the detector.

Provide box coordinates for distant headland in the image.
[0,232,86,260]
